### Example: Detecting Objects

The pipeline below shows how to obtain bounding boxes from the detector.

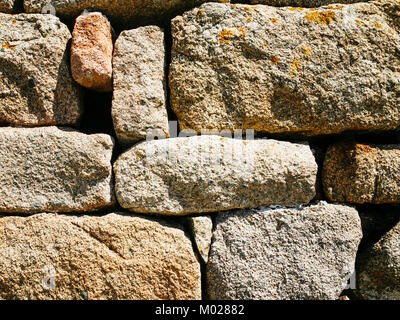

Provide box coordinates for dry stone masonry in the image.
[0,0,16,13]
[207,202,362,300]
[323,142,400,204]
[0,126,114,213]
[170,2,400,136]
[71,12,114,92]
[0,13,83,126]
[114,136,317,215]
[0,213,201,299]
[112,26,169,145]
[0,0,399,300]
[356,221,400,300]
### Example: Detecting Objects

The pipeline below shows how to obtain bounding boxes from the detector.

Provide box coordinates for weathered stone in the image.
[112,26,169,145]
[207,201,362,300]
[71,12,113,92]
[0,13,82,126]
[114,135,317,215]
[0,126,114,213]
[170,1,400,136]
[356,221,400,300]
[358,205,400,250]
[323,142,400,204]
[188,216,213,263]
[24,0,229,25]
[248,1,369,7]
[0,213,201,299]
[0,0,16,12]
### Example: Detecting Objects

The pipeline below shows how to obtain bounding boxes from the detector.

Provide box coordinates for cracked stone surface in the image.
[0,126,115,213]
[0,13,83,126]
[188,216,213,263]
[170,1,400,136]
[71,12,113,92]
[0,213,201,299]
[207,201,362,300]
[323,142,400,204]
[114,135,317,215]
[24,0,229,25]
[112,26,169,145]
[356,221,400,300]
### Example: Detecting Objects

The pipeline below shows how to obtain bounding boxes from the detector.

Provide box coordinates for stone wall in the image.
[0,0,399,300]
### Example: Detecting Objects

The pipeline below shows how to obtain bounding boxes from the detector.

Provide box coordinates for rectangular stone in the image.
[323,142,400,204]
[114,135,318,215]
[112,26,169,145]
[170,1,400,136]
[0,13,83,126]
[0,127,115,213]
[0,213,201,299]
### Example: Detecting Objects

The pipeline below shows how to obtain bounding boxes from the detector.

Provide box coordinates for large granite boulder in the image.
[207,202,362,299]
[114,135,317,215]
[170,1,400,136]
[0,213,201,299]
[0,126,114,213]
[0,13,83,126]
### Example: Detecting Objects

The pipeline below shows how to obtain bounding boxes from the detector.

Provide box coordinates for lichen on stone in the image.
[305,11,336,25]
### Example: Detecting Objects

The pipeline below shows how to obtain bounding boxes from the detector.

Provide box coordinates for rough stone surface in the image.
[356,221,400,300]
[207,201,362,300]
[323,142,400,204]
[71,12,113,92]
[189,216,213,263]
[0,126,114,213]
[248,0,369,7]
[0,213,201,299]
[112,26,169,145]
[170,1,400,136]
[114,135,317,215]
[24,0,229,25]
[0,0,16,12]
[0,13,83,126]
[358,205,400,250]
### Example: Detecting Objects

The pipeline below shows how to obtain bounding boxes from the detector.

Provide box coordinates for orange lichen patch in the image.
[196,9,205,18]
[247,16,253,22]
[219,137,227,141]
[239,28,247,38]
[264,42,268,46]
[271,56,280,65]
[309,8,316,11]
[355,144,374,153]
[305,11,336,25]
[12,18,16,24]
[2,43,16,50]
[136,151,144,159]
[374,22,383,29]
[243,141,249,145]
[355,19,366,26]
[291,59,300,69]
[302,46,311,55]
[243,7,253,12]
[231,4,236,9]
[270,18,279,23]
[290,60,300,76]
[219,29,234,43]
[289,7,305,11]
